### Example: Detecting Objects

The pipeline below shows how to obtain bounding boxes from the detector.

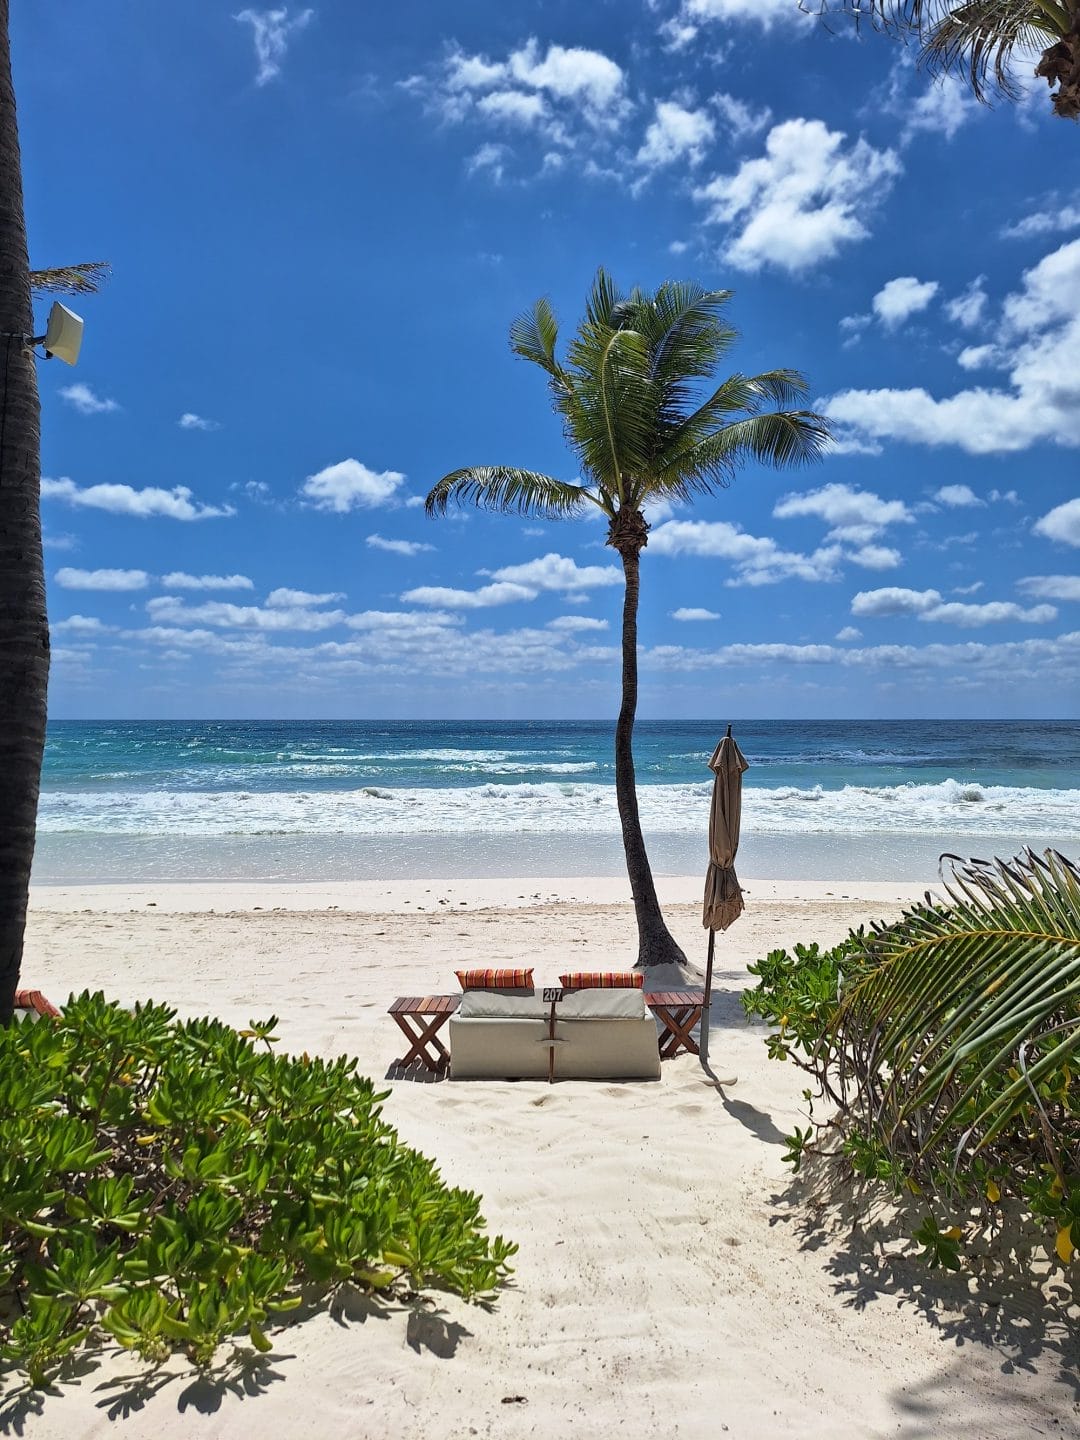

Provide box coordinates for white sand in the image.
[13,876,1078,1438]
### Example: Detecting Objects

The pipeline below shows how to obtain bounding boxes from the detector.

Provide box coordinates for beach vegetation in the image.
[0,993,515,1389]
[426,271,828,968]
[743,848,1080,1266]
[813,0,1080,120]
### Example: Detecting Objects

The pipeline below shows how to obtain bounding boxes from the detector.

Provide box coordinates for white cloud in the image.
[1033,497,1080,547]
[234,6,313,86]
[934,484,983,508]
[872,276,939,329]
[51,615,113,634]
[1001,202,1080,240]
[712,91,772,143]
[58,383,119,416]
[835,625,861,641]
[41,477,233,520]
[466,143,510,182]
[343,610,459,632]
[848,544,901,569]
[952,581,984,595]
[488,553,621,592]
[649,518,843,586]
[55,567,149,591]
[772,482,912,541]
[944,276,988,329]
[851,586,1056,627]
[671,607,720,621]
[266,587,345,607]
[680,0,811,28]
[547,615,609,632]
[400,581,538,609]
[178,412,221,431]
[366,534,435,556]
[636,100,715,170]
[477,90,548,127]
[896,73,977,143]
[1017,574,1080,601]
[300,458,406,512]
[507,39,627,124]
[147,596,344,631]
[957,344,998,371]
[820,239,1080,454]
[161,572,254,590]
[694,119,902,274]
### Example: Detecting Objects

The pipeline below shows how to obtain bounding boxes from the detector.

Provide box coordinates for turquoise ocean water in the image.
[33,719,1080,884]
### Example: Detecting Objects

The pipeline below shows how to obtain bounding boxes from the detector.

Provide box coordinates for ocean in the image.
[31,719,1080,885]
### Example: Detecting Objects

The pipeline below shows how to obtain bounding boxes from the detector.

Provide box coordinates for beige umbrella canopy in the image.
[700,726,749,1069]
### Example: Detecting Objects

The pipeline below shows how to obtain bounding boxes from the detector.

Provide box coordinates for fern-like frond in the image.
[30,261,111,295]
[425,466,604,519]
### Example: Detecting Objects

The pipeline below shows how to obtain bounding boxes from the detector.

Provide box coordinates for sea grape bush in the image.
[0,993,516,1388]
[742,851,1080,1273]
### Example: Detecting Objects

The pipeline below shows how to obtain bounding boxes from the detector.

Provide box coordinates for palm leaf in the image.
[836,849,1080,1166]
[29,262,110,295]
[650,410,832,499]
[425,466,604,520]
[509,298,563,380]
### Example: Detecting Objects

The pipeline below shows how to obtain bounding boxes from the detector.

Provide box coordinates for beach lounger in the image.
[448,986,661,1081]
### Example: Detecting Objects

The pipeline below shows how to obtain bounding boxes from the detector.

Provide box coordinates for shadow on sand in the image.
[770,1151,1080,1430]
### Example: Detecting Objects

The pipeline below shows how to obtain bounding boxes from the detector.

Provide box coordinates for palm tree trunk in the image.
[1036,13,1080,119]
[0,0,47,1025]
[610,515,687,970]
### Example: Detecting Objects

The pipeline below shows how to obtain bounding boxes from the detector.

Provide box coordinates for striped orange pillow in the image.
[558,971,643,990]
[455,967,534,990]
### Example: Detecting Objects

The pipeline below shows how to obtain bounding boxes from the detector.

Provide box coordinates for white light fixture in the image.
[41,302,83,366]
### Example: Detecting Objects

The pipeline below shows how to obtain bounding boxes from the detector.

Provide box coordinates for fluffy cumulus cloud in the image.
[773,482,912,543]
[412,38,630,168]
[55,567,149,591]
[944,277,989,329]
[1001,200,1080,240]
[676,0,812,30]
[487,553,621,592]
[161,573,253,590]
[650,518,843,585]
[366,534,435,556]
[300,459,406,512]
[1018,574,1080,601]
[851,587,1056,627]
[712,92,772,143]
[265,587,345,607]
[177,413,221,431]
[1033,497,1080,547]
[872,276,939,329]
[820,239,1080,454]
[58,383,119,416]
[636,99,715,171]
[887,63,977,144]
[546,615,608,632]
[41,477,233,520]
[671,607,720,621]
[693,120,902,274]
[401,581,537,610]
[934,484,982,508]
[234,7,313,86]
[146,596,346,632]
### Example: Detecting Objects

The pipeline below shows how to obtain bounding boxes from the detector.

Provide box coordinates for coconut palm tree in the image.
[819,0,1080,119]
[0,0,46,1025]
[426,272,829,970]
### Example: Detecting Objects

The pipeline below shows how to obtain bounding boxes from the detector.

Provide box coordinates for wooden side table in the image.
[387,995,460,1072]
[645,989,705,1059]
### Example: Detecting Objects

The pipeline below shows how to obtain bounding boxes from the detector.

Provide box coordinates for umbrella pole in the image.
[701,928,716,1065]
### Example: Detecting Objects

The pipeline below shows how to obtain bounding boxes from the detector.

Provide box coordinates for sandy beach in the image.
[12,875,1078,1439]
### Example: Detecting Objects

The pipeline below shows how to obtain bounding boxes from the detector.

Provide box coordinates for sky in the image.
[17,0,1080,720]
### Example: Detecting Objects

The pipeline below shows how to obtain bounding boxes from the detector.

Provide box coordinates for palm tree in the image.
[0,0,46,1025]
[426,272,829,970]
[819,0,1080,119]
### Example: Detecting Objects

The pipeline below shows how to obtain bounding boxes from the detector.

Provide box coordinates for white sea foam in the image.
[36,778,1080,840]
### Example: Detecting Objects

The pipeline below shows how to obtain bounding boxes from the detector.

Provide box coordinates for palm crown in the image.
[426,270,830,543]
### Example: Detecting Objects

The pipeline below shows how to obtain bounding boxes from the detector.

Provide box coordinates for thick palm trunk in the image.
[609,511,686,970]
[0,0,47,1025]
[1036,13,1080,120]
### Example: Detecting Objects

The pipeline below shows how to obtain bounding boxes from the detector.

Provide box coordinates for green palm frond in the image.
[425,467,604,520]
[563,324,656,497]
[510,297,563,380]
[837,849,1080,1163]
[29,262,111,295]
[651,410,831,500]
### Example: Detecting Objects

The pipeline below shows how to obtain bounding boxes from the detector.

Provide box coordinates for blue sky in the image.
[18,0,1080,720]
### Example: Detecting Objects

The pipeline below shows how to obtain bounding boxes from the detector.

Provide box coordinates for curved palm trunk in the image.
[1036,15,1080,119]
[610,512,686,970]
[0,0,47,1025]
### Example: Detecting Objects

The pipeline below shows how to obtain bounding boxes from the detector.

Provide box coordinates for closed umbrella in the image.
[700,725,749,1068]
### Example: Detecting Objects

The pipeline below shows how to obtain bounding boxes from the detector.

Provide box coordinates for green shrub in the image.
[743,849,1080,1270]
[0,993,515,1388]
